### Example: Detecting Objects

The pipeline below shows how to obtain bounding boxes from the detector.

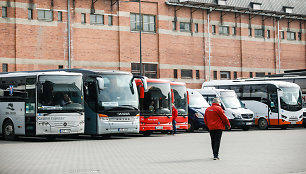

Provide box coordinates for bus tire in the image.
[187,120,194,133]
[258,118,268,130]
[2,120,16,141]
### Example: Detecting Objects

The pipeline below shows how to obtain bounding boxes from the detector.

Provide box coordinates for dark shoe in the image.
[213,157,219,160]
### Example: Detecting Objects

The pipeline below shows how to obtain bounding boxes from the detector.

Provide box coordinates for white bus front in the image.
[36,74,85,136]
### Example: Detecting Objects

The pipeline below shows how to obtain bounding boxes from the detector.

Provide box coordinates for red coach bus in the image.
[135,78,173,136]
[170,82,188,131]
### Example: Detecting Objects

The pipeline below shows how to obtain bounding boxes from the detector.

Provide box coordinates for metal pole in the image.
[207,9,211,81]
[277,19,281,73]
[139,0,143,76]
[67,0,71,68]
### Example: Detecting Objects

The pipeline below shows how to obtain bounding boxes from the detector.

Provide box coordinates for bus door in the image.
[268,85,279,126]
[25,78,36,136]
[84,80,98,134]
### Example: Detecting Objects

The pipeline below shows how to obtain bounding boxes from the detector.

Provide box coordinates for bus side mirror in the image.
[171,89,174,104]
[187,91,189,105]
[140,86,145,98]
[97,77,104,90]
[141,78,148,92]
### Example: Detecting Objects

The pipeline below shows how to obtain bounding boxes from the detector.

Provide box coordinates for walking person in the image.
[204,98,231,160]
[171,103,178,135]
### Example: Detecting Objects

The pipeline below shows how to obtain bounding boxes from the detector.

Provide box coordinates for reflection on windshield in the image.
[220,96,243,109]
[280,87,302,111]
[189,91,210,108]
[38,75,83,112]
[141,82,171,115]
[98,74,139,111]
[172,85,187,114]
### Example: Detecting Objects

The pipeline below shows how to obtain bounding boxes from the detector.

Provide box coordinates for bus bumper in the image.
[230,119,255,128]
[140,124,172,131]
[176,123,188,130]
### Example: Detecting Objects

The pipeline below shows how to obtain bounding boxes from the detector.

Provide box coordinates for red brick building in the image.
[0,0,305,88]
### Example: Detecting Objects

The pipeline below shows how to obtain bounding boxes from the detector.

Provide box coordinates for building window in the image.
[213,71,217,80]
[58,11,62,22]
[108,15,113,26]
[58,65,63,69]
[280,31,284,39]
[131,63,157,78]
[249,72,253,78]
[287,31,296,40]
[256,72,265,77]
[181,69,192,79]
[219,26,229,35]
[194,23,198,33]
[234,71,237,79]
[232,27,236,35]
[172,21,177,31]
[252,3,262,10]
[220,71,230,80]
[217,0,227,5]
[267,30,270,39]
[174,69,178,79]
[37,9,53,21]
[28,9,33,20]
[268,72,271,75]
[130,13,155,33]
[180,22,191,32]
[196,70,200,79]
[254,29,264,38]
[90,14,104,25]
[2,63,8,72]
[2,6,7,18]
[298,32,302,41]
[248,28,252,37]
[81,13,86,24]
[212,25,216,34]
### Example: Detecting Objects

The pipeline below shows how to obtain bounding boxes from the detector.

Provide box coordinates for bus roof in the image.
[196,88,235,96]
[146,78,171,83]
[0,71,82,78]
[203,80,300,88]
[170,81,186,86]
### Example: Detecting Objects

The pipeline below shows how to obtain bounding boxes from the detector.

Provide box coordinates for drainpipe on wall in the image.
[67,0,71,68]
[277,18,281,73]
[207,8,212,81]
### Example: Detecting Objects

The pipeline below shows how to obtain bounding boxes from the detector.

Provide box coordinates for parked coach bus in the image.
[202,80,303,129]
[170,82,188,131]
[136,78,173,136]
[246,76,306,128]
[0,71,85,140]
[63,69,145,138]
[196,88,255,131]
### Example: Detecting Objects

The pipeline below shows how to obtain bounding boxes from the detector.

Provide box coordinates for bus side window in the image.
[251,85,268,105]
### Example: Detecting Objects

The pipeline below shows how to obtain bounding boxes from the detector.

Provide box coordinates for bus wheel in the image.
[2,120,16,141]
[258,118,268,130]
[187,121,194,133]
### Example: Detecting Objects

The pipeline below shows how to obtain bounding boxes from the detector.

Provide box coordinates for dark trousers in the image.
[172,120,176,134]
[209,130,223,158]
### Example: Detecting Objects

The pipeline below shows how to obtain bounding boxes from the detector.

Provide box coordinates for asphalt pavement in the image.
[0,128,306,174]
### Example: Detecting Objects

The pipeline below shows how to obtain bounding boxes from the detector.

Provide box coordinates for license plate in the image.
[246,122,253,125]
[291,122,296,124]
[118,128,127,132]
[60,129,71,133]
[155,126,163,130]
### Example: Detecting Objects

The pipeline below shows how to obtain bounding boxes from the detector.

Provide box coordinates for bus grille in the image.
[289,117,298,122]
[53,121,78,127]
[241,114,253,119]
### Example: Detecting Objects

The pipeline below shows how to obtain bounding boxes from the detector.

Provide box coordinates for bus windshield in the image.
[98,74,139,111]
[189,91,210,108]
[141,82,171,115]
[220,91,243,109]
[280,87,303,111]
[172,85,187,115]
[38,75,83,112]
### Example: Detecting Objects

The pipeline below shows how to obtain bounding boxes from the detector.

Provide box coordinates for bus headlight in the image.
[195,112,204,118]
[232,113,242,119]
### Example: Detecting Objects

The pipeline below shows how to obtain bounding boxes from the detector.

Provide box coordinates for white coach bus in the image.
[0,71,85,140]
[202,80,303,129]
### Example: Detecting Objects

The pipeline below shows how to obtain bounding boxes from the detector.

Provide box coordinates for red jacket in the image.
[172,106,178,121]
[204,103,231,130]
